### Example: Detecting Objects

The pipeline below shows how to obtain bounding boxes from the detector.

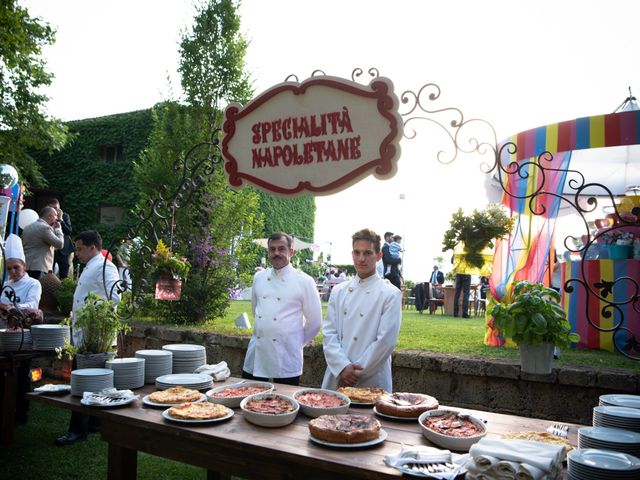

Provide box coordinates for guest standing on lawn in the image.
[322,228,402,392]
[242,232,322,386]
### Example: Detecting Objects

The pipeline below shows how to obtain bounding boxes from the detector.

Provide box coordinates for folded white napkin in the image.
[470,438,562,473]
[516,463,545,480]
[81,388,138,405]
[194,361,230,381]
[495,461,519,476]
[474,455,500,471]
[384,445,464,479]
[34,383,71,393]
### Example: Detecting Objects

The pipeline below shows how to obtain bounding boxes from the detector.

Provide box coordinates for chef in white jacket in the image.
[242,232,322,385]
[322,228,402,392]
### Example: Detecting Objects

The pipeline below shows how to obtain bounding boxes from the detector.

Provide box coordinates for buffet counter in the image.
[561,259,640,351]
[29,377,581,479]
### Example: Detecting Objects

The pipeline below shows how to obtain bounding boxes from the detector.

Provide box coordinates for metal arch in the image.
[400,80,640,360]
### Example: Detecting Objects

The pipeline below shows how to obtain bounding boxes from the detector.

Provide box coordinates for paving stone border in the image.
[117,324,639,425]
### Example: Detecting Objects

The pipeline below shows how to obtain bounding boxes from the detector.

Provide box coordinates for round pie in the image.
[422,411,483,437]
[375,392,439,418]
[244,394,296,415]
[336,386,388,404]
[212,385,271,398]
[149,386,202,404]
[167,402,230,420]
[308,414,381,444]
[296,392,347,408]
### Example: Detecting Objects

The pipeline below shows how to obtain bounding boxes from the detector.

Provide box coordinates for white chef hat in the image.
[5,234,25,262]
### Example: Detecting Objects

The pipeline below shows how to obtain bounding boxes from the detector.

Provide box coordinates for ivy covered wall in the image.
[35,109,316,250]
[36,109,154,248]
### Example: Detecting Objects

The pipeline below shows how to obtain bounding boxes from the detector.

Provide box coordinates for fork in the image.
[546,423,569,437]
[408,462,455,473]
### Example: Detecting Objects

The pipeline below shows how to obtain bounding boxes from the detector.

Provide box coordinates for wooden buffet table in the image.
[29,378,580,480]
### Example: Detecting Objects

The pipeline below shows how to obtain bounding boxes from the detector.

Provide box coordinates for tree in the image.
[0,0,71,185]
[133,0,260,323]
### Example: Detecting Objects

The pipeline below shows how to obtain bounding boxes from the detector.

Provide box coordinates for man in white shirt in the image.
[56,230,121,446]
[242,232,322,386]
[322,228,402,392]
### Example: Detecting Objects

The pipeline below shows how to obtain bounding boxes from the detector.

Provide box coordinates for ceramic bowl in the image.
[240,392,299,427]
[418,408,487,451]
[206,381,274,408]
[292,388,351,418]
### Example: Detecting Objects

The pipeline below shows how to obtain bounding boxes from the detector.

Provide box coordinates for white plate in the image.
[580,427,640,444]
[80,396,136,408]
[594,405,640,420]
[156,373,211,384]
[72,368,114,377]
[162,344,205,352]
[569,448,640,470]
[372,406,419,421]
[309,429,388,448]
[161,407,234,424]
[142,393,206,408]
[601,394,640,409]
[34,384,71,395]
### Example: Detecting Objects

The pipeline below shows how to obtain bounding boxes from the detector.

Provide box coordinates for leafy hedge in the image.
[35,109,154,247]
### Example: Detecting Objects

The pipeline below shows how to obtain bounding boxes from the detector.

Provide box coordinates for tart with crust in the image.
[309,414,381,444]
[167,402,230,420]
[375,392,439,418]
[149,386,202,404]
[336,386,388,404]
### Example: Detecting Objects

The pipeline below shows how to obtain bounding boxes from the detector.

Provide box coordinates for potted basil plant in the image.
[56,292,130,368]
[487,281,580,374]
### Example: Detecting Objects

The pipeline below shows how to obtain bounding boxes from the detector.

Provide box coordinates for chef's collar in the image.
[355,273,377,285]
[271,263,294,276]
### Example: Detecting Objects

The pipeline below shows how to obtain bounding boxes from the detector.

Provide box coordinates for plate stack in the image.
[568,449,640,480]
[155,373,213,391]
[106,358,145,389]
[0,329,32,352]
[579,427,640,457]
[135,349,172,383]
[593,406,640,433]
[162,344,206,373]
[70,368,114,397]
[600,394,640,409]
[31,324,71,350]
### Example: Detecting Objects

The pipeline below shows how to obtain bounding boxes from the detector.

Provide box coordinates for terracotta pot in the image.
[155,275,182,301]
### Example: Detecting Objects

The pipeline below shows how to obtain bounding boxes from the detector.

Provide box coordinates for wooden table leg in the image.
[108,442,137,480]
[1,368,18,446]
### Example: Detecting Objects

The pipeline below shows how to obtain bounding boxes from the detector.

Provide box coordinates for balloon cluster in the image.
[0,164,19,189]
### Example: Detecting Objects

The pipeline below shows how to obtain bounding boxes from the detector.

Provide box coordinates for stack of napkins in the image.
[385,445,466,479]
[466,438,564,480]
[194,361,231,381]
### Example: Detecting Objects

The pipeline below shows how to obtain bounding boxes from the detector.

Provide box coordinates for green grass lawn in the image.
[141,300,640,373]
[1,402,205,480]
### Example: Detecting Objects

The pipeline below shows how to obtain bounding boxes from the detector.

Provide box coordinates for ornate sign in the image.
[222,75,402,196]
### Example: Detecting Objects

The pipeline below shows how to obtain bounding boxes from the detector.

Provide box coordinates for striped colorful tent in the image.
[486,108,640,346]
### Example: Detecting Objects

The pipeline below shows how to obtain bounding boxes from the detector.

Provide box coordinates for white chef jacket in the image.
[321,274,402,392]
[1,274,42,309]
[72,253,121,345]
[243,263,322,378]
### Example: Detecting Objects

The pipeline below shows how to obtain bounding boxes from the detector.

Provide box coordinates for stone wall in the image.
[120,324,639,425]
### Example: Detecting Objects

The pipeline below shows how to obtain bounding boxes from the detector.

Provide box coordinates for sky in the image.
[21,0,640,281]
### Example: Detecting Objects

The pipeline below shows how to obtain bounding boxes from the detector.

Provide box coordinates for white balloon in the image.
[18,209,38,229]
[0,164,19,188]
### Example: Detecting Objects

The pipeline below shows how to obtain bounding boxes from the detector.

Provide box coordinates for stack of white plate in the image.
[135,349,172,383]
[579,427,640,457]
[155,373,213,391]
[600,394,640,409]
[0,329,32,351]
[568,449,640,480]
[162,344,206,373]
[593,406,640,433]
[106,357,145,389]
[70,368,114,397]
[31,324,71,350]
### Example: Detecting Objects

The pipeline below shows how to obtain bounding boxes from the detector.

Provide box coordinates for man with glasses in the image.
[321,228,402,392]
